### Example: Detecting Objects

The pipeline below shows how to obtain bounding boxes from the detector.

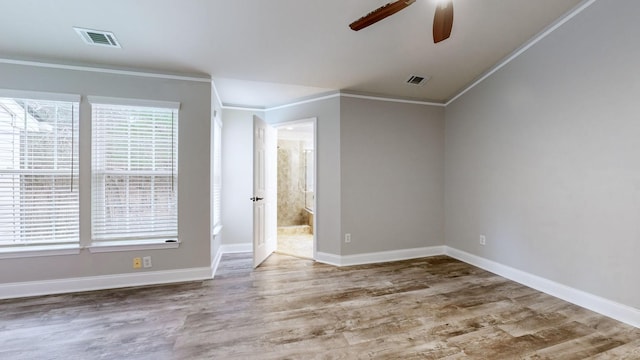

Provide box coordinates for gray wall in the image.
[445,0,640,308]
[0,62,212,283]
[226,96,446,257]
[267,97,342,255]
[340,97,445,254]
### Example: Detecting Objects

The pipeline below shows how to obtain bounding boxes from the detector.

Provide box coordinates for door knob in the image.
[250,197,264,202]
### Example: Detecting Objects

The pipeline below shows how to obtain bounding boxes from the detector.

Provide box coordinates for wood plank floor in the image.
[1,253,638,359]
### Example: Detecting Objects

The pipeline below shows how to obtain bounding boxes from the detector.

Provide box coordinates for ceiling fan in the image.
[349,0,454,43]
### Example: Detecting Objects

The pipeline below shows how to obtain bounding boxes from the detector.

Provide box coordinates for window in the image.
[0,95,79,247]
[91,98,179,244]
[212,116,222,234]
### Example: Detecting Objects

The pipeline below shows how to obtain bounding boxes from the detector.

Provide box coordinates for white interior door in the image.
[253,115,277,267]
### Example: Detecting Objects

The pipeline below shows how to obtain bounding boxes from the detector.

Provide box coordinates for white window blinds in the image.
[0,97,79,246]
[91,100,179,242]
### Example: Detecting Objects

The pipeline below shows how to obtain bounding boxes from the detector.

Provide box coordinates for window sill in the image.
[87,239,181,253]
[0,244,81,259]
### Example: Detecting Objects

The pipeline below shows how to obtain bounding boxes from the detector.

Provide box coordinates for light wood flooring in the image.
[1,253,639,359]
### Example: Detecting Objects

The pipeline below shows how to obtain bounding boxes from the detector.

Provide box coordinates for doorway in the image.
[274,119,316,259]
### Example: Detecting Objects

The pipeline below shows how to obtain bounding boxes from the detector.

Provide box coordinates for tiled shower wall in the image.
[277,139,307,226]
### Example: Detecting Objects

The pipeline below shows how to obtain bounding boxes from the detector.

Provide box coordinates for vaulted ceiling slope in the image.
[0,0,586,108]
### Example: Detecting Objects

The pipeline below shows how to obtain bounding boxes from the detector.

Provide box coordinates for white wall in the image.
[445,0,640,309]
[0,62,212,284]
[340,97,445,255]
[221,109,265,246]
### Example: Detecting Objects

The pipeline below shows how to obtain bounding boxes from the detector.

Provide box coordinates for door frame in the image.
[273,117,317,259]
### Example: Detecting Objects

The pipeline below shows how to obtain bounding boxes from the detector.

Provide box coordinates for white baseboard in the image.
[4,241,637,329]
[445,246,640,329]
[316,246,446,267]
[0,266,213,300]
[219,243,252,254]
[315,251,342,266]
[210,243,252,278]
[1,242,254,300]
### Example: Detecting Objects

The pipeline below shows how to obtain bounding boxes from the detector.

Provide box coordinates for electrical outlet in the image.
[133,257,142,269]
[143,256,152,268]
[345,233,351,243]
[479,235,486,246]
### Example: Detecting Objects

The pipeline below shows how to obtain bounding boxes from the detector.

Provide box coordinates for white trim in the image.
[0,245,81,259]
[211,80,224,109]
[266,93,341,111]
[222,105,265,111]
[87,96,180,110]
[221,91,445,113]
[316,246,446,267]
[0,266,212,300]
[272,117,318,261]
[87,240,180,253]
[341,93,445,107]
[219,243,252,254]
[211,246,224,278]
[0,89,81,102]
[0,58,211,83]
[315,251,343,267]
[445,0,596,106]
[3,241,638,330]
[445,246,640,329]
[0,242,250,300]
[210,243,252,278]
[214,116,223,128]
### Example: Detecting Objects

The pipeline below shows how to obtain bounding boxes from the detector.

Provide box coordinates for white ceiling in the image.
[0,0,586,108]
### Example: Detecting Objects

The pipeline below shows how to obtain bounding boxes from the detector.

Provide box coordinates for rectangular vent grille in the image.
[74,27,121,48]
[406,75,430,86]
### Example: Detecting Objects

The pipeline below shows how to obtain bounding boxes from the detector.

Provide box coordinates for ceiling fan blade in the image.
[433,1,454,43]
[350,0,416,31]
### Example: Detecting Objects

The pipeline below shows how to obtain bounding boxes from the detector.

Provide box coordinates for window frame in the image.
[88,96,181,252]
[212,115,223,236]
[0,90,81,258]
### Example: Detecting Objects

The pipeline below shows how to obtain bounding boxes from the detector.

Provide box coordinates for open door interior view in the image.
[252,116,316,266]
[274,120,315,260]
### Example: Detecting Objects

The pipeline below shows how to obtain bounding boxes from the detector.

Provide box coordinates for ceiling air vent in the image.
[74,27,121,48]
[406,75,430,86]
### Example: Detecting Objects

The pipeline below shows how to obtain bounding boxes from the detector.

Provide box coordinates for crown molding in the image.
[0,58,211,83]
[217,0,597,114]
[1,0,597,110]
[219,91,446,112]
[266,92,341,111]
[341,92,445,107]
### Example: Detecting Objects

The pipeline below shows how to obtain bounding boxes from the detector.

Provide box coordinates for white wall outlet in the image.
[479,235,486,246]
[345,233,351,243]
[143,256,152,268]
